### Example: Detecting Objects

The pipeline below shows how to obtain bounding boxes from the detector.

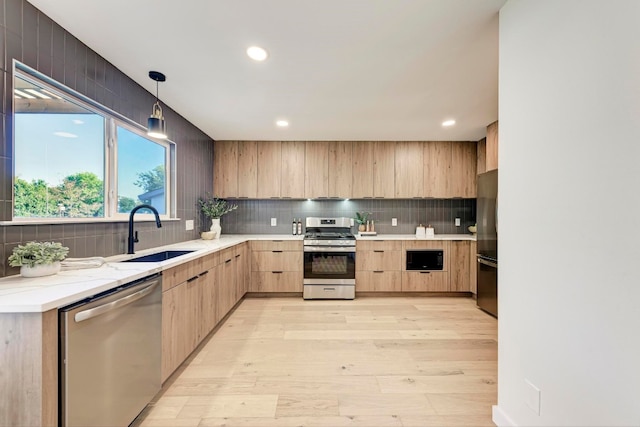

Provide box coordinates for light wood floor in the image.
[134,296,497,427]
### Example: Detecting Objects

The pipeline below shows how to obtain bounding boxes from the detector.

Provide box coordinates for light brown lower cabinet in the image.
[450,240,471,292]
[250,240,303,292]
[401,271,449,291]
[162,246,244,383]
[252,271,303,292]
[355,240,402,292]
[355,239,476,293]
[356,270,402,292]
[470,240,478,294]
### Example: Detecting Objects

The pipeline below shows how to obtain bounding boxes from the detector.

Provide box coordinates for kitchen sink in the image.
[121,250,195,262]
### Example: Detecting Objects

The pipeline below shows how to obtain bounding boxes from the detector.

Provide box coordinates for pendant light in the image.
[147,71,167,139]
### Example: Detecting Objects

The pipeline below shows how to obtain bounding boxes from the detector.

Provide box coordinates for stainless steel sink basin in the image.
[121,250,195,262]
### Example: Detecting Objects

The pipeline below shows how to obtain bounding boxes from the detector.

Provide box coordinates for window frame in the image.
[11,61,177,223]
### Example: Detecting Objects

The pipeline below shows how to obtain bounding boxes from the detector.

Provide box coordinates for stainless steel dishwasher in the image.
[59,273,162,427]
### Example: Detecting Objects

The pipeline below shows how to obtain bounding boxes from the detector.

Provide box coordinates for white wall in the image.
[496,1,640,426]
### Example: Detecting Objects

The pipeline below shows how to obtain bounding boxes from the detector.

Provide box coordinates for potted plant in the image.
[197,195,238,239]
[8,241,69,277]
[354,211,372,232]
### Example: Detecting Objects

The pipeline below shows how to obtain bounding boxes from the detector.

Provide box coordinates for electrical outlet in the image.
[392,218,398,226]
[455,218,461,227]
[350,218,354,226]
[525,379,541,415]
[185,220,194,231]
[270,218,277,226]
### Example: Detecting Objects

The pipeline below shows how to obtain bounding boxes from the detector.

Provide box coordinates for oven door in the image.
[303,246,356,281]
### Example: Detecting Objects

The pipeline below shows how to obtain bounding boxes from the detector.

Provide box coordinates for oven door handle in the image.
[303,246,356,253]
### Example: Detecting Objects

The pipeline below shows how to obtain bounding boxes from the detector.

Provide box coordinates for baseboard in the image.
[493,405,517,427]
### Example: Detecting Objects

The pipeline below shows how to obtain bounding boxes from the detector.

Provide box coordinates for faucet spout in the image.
[127,204,162,254]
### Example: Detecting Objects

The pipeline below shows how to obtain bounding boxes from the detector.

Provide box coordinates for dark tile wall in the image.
[220,199,476,236]
[0,0,214,277]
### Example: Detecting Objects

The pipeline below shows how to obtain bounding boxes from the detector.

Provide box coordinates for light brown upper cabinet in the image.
[304,141,329,198]
[450,142,477,198]
[237,141,258,198]
[373,141,395,198]
[213,141,238,198]
[215,140,479,199]
[424,141,451,198]
[486,120,498,171]
[352,141,374,198]
[257,141,282,198]
[281,141,305,198]
[477,137,487,175]
[328,141,353,199]
[395,142,424,198]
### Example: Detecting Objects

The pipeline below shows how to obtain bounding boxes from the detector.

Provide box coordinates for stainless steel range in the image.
[303,217,356,299]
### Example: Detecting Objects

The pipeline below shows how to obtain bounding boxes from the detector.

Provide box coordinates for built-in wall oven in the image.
[303,217,356,299]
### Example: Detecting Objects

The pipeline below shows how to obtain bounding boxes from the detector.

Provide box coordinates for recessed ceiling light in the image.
[442,119,456,127]
[276,120,289,127]
[247,46,268,61]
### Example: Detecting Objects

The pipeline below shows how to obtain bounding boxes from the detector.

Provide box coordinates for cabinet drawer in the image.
[401,271,449,292]
[218,247,236,264]
[251,251,303,272]
[201,252,219,271]
[250,271,303,292]
[356,250,401,271]
[163,261,192,291]
[356,271,401,292]
[357,240,402,251]
[251,240,302,251]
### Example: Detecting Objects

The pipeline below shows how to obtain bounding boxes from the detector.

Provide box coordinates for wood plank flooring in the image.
[134,297,497,427]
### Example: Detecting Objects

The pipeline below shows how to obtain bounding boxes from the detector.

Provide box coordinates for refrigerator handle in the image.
[495,192,498,234]
[477,257,498,269]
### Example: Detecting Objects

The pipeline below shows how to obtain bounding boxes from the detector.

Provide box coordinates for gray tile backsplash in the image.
[220,199,476,235]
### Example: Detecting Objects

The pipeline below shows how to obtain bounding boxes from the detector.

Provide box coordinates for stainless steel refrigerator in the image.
[477,169,498,317]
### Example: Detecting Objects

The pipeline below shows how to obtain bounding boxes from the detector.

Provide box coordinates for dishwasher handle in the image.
[74,280,160,323]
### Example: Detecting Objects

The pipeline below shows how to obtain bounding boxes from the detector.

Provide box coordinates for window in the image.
[12,62,175,220]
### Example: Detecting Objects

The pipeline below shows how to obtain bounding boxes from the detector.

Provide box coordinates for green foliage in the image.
[8,241,69,267]
[198,195,238,219]
[56,172,104,217]
[14,173,104,218]
[118,196,139,213]
[135,165,165,193]
[14,178,53,217]
[355,211,372,225]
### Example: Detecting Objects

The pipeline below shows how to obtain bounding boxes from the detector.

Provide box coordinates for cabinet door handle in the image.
[272,250,283,253]
[272,271,283,274]
[187,276,198,283]
[373,270,384,273]
[235,254,241,258]
[272,240,283,242]
[420,271,431,274]
[225,259,232,264]
[374,250,384,253]
[199,271,209,277]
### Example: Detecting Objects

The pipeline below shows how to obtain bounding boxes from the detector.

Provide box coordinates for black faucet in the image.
[127,204,162,254]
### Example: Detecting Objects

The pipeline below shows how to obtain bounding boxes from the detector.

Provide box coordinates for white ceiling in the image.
[27,0,505,142]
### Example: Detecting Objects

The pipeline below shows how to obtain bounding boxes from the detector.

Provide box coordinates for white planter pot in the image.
[210,218,222,239]
[20,261,61,278]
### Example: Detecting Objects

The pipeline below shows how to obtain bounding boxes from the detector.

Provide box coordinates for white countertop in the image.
[0,235,302,313]
[0,233,473,313]
[355,233,476,241]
